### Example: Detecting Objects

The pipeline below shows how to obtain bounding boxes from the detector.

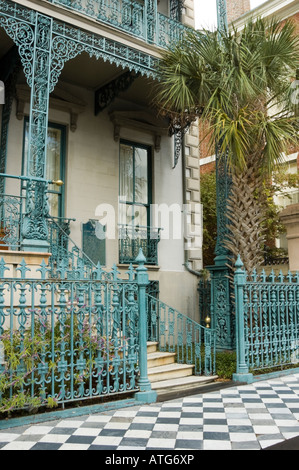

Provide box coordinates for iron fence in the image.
[234,256,299,378]
[0,256,145,414]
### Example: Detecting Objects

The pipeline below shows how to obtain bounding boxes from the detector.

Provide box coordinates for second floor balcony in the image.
[46,0,189,48]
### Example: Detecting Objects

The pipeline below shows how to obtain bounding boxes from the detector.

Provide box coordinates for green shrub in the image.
[215,350,237,380]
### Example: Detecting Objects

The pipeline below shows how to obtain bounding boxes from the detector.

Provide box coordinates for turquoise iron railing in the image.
[47,216,96,279]
[0,250,155,414]
[119,224,161,265]
[146,294,216,376]
[157,12,186,47]
[47,0,189,47]
[234,256,299,381]
[0,194,24,250]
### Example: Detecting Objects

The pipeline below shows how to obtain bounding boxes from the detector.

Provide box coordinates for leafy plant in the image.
[0,306,125,415]
[215,351,237,380]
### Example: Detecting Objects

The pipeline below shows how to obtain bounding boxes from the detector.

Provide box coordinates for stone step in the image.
[153,375,219,400]
[151,374,217,392]
[147,351,176,369]
[146,342,218,398]
[147,342,159,354]
[148,362,194,383]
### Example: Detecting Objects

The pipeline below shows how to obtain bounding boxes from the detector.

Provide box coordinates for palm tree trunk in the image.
[224,155,267,274]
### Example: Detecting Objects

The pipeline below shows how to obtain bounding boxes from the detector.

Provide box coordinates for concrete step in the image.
[153,375,219,401]
[146,342,218,399]
[148,362,194,383]
[151,374,217,392]
[147,342,159,354]
[147,351,176,369]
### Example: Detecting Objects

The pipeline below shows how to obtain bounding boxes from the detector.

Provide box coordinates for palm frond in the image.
[155,16,299,175]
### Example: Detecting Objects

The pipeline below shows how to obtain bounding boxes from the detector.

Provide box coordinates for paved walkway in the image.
[0,373,299,451]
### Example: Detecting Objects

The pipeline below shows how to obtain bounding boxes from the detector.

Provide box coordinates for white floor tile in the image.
[147,438,176,448]
[23,426,54,435]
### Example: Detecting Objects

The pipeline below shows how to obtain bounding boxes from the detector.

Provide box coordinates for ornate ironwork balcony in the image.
[119,224,161,265]
[47,0,189,47]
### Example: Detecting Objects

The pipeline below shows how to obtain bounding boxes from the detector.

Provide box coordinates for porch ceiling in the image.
[59,52,157,109]
[0,29,14,58]
[0,31,158,114]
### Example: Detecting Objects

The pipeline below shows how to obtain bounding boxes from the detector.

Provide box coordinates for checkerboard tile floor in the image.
[1,373,299,451]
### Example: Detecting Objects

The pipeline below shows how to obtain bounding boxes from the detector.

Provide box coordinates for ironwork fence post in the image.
[206,0,234,351]
[232,255,253,383]
[134,248,157,403]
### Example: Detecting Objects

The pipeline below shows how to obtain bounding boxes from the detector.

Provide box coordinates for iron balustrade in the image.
[157,12,186,48]
[234,256,299,378]
[118,224,161,265]
[0,193,24,250]
[46,0,189,47]
[146,294,216,376]
[47,216,96,279]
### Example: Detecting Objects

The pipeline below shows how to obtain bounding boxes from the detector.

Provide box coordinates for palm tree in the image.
[155,18,299,273]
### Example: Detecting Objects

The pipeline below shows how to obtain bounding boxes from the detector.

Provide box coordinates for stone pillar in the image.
[184,120,202,272]
[279,203,299,272]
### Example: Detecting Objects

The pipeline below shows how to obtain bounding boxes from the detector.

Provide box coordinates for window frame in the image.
[119,139,152,229]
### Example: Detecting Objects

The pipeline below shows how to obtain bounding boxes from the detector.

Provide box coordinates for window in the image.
[119,140,151,228]
[119,140,160,264]
[23,121,66,218]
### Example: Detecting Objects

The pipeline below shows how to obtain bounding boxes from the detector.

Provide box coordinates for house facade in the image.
[0,0,202,319]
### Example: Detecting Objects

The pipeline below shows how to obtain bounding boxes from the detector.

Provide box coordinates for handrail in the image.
[146,294,216,376]
[47,215,97,278]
